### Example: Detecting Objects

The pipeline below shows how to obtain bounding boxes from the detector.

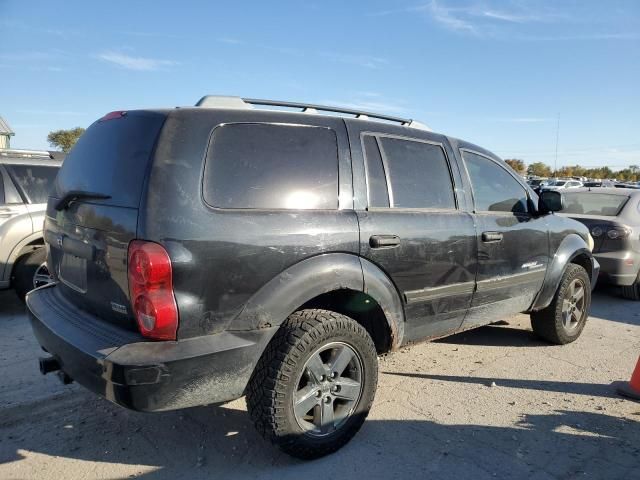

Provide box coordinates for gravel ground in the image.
[1,286,639,480]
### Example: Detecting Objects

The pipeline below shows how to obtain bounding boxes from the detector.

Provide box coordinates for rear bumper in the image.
[594,251,639,286]
[27,284,277,412]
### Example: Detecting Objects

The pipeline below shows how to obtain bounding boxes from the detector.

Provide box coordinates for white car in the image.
[542,180,583,191]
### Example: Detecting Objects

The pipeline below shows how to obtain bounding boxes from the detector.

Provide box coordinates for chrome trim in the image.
[476,269,546,293]
[404,281,475,304]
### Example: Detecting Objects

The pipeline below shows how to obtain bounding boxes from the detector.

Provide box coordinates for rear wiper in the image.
[54,191,111,211]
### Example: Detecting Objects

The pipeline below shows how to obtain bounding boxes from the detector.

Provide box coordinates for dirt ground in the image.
[1,286,639,480]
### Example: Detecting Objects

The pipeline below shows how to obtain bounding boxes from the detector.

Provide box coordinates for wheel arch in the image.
[3,232,45,286]
[228,253,405,353]
[530,233,594,311]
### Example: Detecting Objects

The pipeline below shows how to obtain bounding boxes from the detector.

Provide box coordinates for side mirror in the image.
[539,190,565,213]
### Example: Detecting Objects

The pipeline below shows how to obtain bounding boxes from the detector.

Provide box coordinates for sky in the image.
[1,0,639,169]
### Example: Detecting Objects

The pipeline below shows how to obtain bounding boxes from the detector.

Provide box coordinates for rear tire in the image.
[530,264,591,345]
[621,275,640,301]
[246,309,378,460]
[12,248,49,302]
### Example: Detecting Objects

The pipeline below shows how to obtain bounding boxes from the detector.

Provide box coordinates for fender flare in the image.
[530,233,593,311]
[360,257,405,349]
[228,253,364,331]
[228,253,406,349]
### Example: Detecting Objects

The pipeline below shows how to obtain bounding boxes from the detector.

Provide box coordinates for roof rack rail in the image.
[195,95,431,130]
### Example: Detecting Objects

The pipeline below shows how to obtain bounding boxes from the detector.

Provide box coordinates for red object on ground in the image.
[616,355,640,401]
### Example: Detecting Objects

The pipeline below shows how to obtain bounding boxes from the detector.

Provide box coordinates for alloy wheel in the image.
[561,278,586,331]
[293,342,364,437]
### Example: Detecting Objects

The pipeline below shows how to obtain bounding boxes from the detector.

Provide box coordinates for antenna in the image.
[554,113,560,174]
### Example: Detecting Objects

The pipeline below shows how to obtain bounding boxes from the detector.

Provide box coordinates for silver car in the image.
[560,187,640,300]
[0,151,61,300]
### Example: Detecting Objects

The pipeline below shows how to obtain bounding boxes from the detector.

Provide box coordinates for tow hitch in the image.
[39,356,73,384]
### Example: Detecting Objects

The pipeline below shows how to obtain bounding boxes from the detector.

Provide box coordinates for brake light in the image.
[128,241,178,340]
[100,111,127,121]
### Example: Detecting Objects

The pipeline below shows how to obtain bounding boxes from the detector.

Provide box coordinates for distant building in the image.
[0,115,15,149]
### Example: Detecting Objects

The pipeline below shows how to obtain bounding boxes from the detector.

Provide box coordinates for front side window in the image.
[204,123,339,209]
[377,137,456,209]
[6,165,59,204]
[463,151,528,214]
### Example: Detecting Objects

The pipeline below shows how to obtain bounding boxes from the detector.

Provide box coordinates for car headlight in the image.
[587,233,594,252]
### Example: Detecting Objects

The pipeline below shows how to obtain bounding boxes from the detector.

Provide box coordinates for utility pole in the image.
[554,113,560,175]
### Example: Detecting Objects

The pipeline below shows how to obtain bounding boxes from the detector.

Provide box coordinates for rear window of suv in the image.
[54,111,166,208]
[204,123,339,209]
[5,165,59,204]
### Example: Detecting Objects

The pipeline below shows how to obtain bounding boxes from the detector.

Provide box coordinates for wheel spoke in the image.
[294,385,320,417]
[318,400,335,433]
[305,354,326,386]
[329,346,354,377]
[573,285,584,303]
[562,309,571,327]
[334,377,361,401]
[572,308,582,323]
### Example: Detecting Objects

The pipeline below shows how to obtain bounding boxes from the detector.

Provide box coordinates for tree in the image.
[47,127,85,153]
[527,162,552,177]
[504,158,526,174]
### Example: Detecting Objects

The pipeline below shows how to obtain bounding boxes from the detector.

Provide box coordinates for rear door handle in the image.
[370,235,401,248]
[0,208,18,219]
[481,231,503,243]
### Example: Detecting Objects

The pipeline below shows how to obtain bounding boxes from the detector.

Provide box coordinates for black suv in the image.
[28,97,598,459]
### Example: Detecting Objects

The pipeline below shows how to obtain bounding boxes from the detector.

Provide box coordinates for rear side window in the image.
[462,151,528,214]
[204,123,339,209]
[377,137,455,209]
[55,111,166,208]
[6,165,59,204]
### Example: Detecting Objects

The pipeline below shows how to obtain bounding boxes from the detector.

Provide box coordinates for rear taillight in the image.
[128,241,178,340]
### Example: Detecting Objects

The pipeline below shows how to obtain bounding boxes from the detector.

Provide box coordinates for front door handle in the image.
[481,231,503,243]
[370,235,401,248]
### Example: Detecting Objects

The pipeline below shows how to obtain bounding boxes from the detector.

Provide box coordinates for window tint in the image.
[6,165,59,204]
[378,137,455,209]
[55,111,166,208]
[362,135,389,207]
[204,123,338,209]
[463,151,528,214]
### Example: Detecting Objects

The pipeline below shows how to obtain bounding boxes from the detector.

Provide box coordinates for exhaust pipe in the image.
[39,356,60,375]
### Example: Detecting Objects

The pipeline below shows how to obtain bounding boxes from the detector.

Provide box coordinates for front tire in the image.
[530,263,591,344]
[246,309,378,459]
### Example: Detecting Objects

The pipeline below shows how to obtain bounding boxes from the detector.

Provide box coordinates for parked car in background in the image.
[542,179,584,191]
[0,150,61,300]
[561,188,640,299]
[28,97,597,459]
[527,178,548,193]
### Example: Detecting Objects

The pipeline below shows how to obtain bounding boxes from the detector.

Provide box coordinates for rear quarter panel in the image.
[140,109,359,339]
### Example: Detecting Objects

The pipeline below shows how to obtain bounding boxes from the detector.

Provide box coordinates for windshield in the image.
[550,181,566,186]
[563,193,629,216]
